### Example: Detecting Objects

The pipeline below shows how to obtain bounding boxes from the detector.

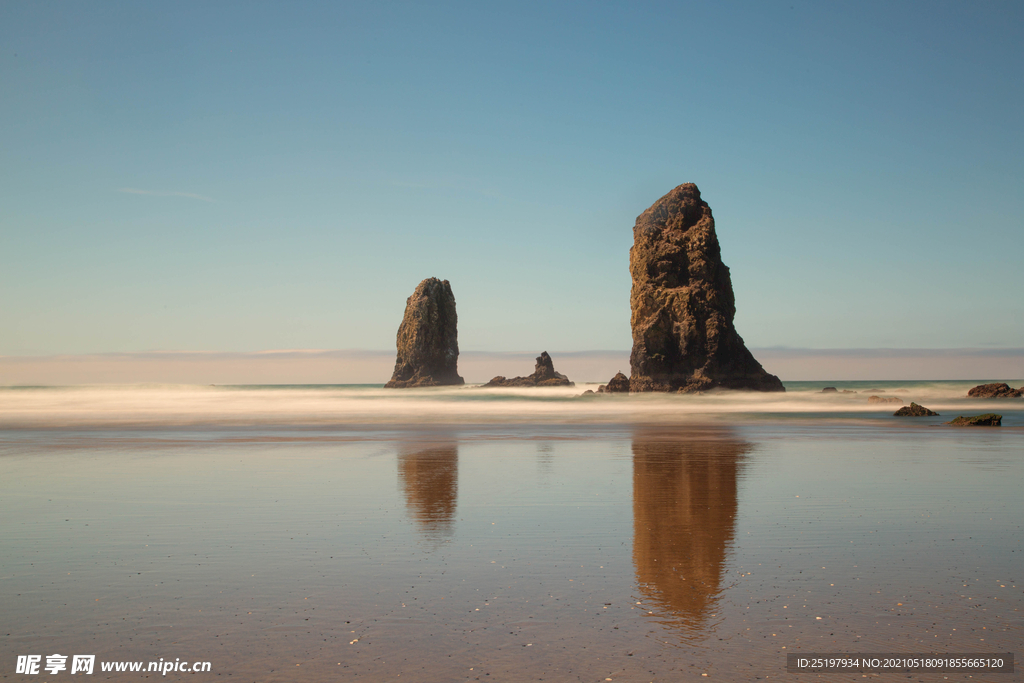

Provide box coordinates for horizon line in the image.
[3,347,1024,360]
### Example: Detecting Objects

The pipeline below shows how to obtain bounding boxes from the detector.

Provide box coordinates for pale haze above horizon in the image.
[2,1,1022,380]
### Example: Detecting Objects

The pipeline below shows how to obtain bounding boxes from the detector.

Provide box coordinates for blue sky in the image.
[2,1,1022,357]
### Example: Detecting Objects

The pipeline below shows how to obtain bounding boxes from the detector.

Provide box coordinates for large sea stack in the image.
[384,278,464,388]
[629,183,784,393]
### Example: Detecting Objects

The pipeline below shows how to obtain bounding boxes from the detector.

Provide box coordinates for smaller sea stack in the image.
[385,278,464,388]
[484,352,573,387]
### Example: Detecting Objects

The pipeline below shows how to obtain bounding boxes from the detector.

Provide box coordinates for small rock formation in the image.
[628,183,784,393]
[483,351,573,387]
[384,278,464,388]
[946,413,1002,426]
[868,396,903,405]
[598,372,631,393]
[579,389,596,397]
[966,383,1023,398]
[894,402,938,417]
[821,387,838,393]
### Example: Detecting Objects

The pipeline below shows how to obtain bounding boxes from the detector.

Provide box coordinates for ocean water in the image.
[1,382,1021,680]
[1,380,1022,430]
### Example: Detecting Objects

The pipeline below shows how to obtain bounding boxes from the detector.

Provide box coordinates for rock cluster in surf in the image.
[966,383,1023,398]
[946,413,1002,426]
[627,183,784,393]
[384,278,464,388]
[484,352,573,387]
[893,402,938,417]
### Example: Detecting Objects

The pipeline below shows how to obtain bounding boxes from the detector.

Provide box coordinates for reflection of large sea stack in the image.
[385,278,464,388]
[632,429,750,634]
[398,444,459,539]
[629,184,784,393]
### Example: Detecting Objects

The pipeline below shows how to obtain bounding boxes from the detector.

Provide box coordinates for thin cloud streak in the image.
[117,188,215,203]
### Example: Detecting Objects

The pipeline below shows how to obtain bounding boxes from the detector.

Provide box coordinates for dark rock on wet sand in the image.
[385,278,464,388]
[627,183,784,394]
[894,402,938,417]
[966,383,1023,398]
[868,396,903,405]
[598,372,631,393]
[484,351,573,387]
[946,413,1002,426]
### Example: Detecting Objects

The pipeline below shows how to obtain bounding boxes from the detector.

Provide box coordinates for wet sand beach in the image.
[1,385,1022,681]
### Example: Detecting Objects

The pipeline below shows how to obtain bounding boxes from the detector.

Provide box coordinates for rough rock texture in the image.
[384,278,464,388]
[946,413,1002,426]
[598,372,631,393]
[868,396,903,405]
[483,352,573,387]
[628,183,784,393]
[966,382,1023,398]
[894,402,938,417]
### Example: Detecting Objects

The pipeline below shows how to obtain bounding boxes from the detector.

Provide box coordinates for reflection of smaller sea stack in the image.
[397,444,459,539]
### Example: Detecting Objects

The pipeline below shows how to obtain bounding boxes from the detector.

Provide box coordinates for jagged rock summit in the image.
[484,351,573,387]
[598,372,630,393]
[384,278,464,388]
[628,183,784,393]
